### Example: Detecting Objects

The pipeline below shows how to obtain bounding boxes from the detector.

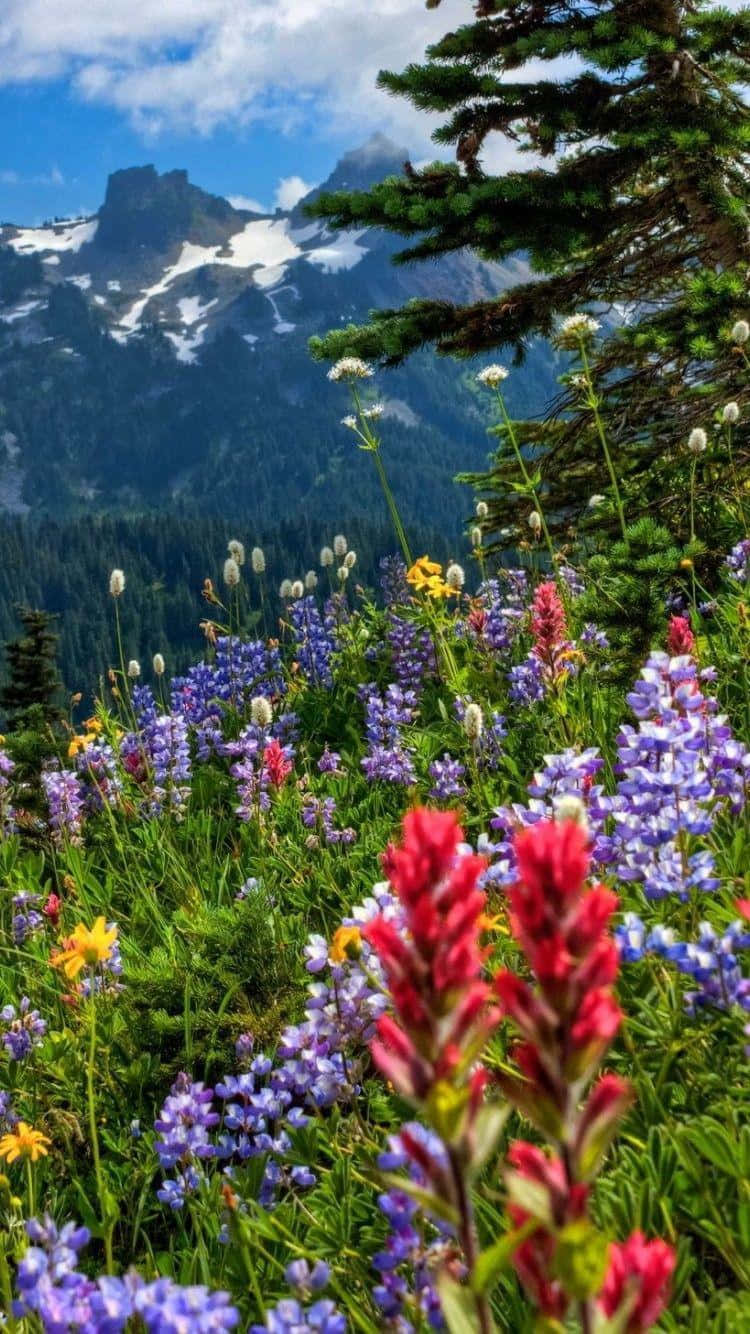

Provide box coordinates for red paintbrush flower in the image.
[666,614,695,656]
[263,738,292,788]
[599,1232,676,1332]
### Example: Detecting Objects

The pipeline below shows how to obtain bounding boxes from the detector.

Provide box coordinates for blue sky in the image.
[0,0,471,225]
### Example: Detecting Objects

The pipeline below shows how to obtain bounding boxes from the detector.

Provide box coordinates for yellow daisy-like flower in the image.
[83,717,103,735]
[329,924,362,964]
[68,733,97,758]
[51,917,118,980]
[0,1122,51,1164]
[406,555,443,591]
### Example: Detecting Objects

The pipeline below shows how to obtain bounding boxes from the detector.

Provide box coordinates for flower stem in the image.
[579,346,627,541]
[495,390,557,571]
[87,980,114,1274]
[448,1147,493,1334]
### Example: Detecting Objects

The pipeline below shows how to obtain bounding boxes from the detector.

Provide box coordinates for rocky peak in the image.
[96,165,244,254]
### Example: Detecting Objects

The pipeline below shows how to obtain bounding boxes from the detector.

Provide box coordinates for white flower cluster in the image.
[556,313,600,348]
[476,364,508,388]
[327,357,374,382]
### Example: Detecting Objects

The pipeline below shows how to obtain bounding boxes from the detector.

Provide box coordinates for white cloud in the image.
[227,193,267,213]
[0,0,470,148]
[274,175,313,210]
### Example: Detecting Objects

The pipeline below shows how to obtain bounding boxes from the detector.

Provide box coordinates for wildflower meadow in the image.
[0,330,749,1334]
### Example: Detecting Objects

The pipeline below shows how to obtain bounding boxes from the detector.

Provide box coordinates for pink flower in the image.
[263,738,292,788]
[666,615,695,656]
[599,1231,676,1331]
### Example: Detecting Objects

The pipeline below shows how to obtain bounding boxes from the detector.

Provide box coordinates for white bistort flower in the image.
[127,659,141,679]
[463,702,483,741]
[344,551,357,570]
[445,562,465,591]
[291,580,304,600]
[528,510,542,534]
[251,546,266,574]
[723,401,740,425]
[224,557,241,588]
[327,357,374,382]
[553,793,589,832]
[333,534,348,557]
[250,696,273,728]
[152,653,165,677]
[337,565,349,584]
[305,570,318,590]
[320,546,334,568]
[556,313,600,348]
[731,319,749,345]
[471,525,482,548]
[109,569,125,598]
[687,427,707,454]
[588,494,606,509]
[228,539,245,565]
[279,579,293,599]
[476,500,488,519]
[476,365,508,388]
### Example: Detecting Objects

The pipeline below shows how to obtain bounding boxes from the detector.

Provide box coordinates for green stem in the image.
[25,1157,34,1218]
[579,345,627,540]
[496,389,557,570]
[87,981,114,1274]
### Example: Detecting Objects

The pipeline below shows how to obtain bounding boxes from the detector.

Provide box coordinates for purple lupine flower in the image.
[75,740,121,812]
[466,578,524,656]
[428,755,467,803]
[12,891,44,946]
[290,596,336,688]
[134,1277,239,1331]
[580,623,609,651]
[147,713,192,817]
[726,537,750,582]
[617,913,750,1028]
[42,768,85,845]
[154,1073,219,1208]
[250,1296,346,1333]
[558,563,584,598]
[380,554,410,606]
[1,997,46,1061]
[359,683,417,785]
[317,747,342,775]
[284,1261,331,1296]
[132,684,158,731]
[301,796,355,846]
[386,612,436,697]
[0,745,16,834]
[507,654,545,706]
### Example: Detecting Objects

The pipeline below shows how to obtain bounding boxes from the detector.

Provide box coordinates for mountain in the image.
[0,136,562,534]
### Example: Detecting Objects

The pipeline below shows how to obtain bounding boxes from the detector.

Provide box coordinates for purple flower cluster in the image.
[0,745,15,833]
[428,754,467,803]
[171,640,284,727]
[373,1123,456,1331]
[42,768,85,846]
[317,747,342,775]
[616,912,750,1022]
[12,890,44,945]
[453,696,507,772]
[250,1295,345,1333]
[154,1073,219,1208]
[15,1215,239,1332]
[291,596,336,688]
[386,612,436,697]
[301,795,356,846]
[466,578,524,656]
[359,683,416,785]
[507,655,545,707]
[726,537,750,582]
[380,555,410,606]
[147,713,192,817]
[1,997,46,1061]
[74,740,121,813]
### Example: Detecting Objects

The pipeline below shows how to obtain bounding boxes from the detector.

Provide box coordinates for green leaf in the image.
[469,1103,509,1177]
[683,1119,741,1178]
[552,1219,610,1300]
[505,1170,553,1225]
[437,1274,496,1334]
[472,1219,536,1295]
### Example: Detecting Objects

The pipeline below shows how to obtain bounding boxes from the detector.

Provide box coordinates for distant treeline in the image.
[0,512,460,710]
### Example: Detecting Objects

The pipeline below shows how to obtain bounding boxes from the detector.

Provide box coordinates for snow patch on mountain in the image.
[305,230,368,274]
[177,295,218,326]
[6,219,98,255]
[164,324,208,364]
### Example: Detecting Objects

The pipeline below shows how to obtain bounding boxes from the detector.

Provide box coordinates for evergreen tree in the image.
[309,0,750,538]
[0,606,63,730]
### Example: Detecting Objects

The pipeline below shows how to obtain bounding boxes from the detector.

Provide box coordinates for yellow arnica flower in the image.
[83,717,103,734]
[68,733,97,758]
[406,555,443,591]
[329,924,362,964]
[0,1122,51,1164]
[52,916,118,980]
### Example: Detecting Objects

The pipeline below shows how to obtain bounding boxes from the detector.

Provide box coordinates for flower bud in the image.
[723,401,740,425]
[337,565,349,584]
[152,653,165,677]
[127,659,141,679]
[109,568,125,597]
[291,580,304,600]
[223,557,241,587]
[687,427,707,454]
[304,570,318,590]
[476,500,488,519]
[344,551,357,570]
[250,696,273,728]
[320,546,334,568]
[731,319,749,345]
[445,562,465,591]
[528,511,542,534]
[471,526,482,548]
[279,579,293,599]
[251,546,266,574]
[227,539,245,565]
[333,534,347,557]
[463,702,483,741]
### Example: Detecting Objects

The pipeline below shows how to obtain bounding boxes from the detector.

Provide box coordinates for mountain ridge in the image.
[0,137,561,529]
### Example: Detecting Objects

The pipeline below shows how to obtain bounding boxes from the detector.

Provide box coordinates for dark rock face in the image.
[96,166,244,254]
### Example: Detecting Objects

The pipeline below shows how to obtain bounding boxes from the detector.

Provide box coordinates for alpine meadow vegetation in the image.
[1,2,750,1332]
